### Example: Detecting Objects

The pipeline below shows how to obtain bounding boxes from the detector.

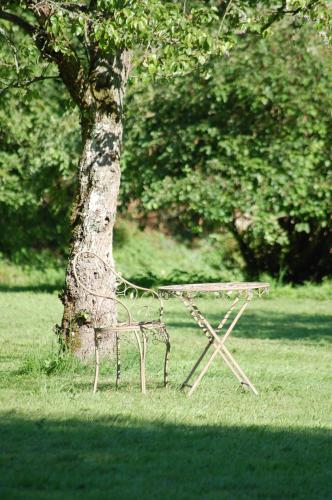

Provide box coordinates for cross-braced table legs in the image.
[179,294,258,396]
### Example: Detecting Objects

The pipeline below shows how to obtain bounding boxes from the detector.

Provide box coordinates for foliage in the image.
[0,0,238,99]
[114,220,244,285]
[0,3,331,282]
[1,1,328,106]
[0,80,80,255]
[122,24,332,281]
[2,220,332,298]
[0,219,244,290]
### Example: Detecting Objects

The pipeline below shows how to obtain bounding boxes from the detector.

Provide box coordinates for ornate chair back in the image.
[73,251,163,330]
[73,251,170,394]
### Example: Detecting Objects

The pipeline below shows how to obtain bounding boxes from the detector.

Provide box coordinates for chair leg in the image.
[141,331,147,394]
[163,328,171,388]
[115,332,120,390]
[93,332,100,395]
[134,329,147,394]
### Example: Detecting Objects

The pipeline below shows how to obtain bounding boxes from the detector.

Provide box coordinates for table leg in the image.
[93,331,100,395]
[179,296,239,389]
[179,294,258,396]
[134,329,147,394]
[115,332,120,390]
[188,343,258,396]
[180,339,213,390]
[188,341,222,396]
[162,327,171,388]
[179,295,238,387]
[220,344,258,395]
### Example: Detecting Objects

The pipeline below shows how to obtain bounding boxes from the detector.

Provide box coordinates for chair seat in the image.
[95,320,165,334]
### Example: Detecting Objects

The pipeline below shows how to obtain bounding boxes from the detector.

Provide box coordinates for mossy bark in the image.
[60,51,131,358]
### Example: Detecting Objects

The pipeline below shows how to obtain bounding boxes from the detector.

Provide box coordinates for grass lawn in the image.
[0,290,331,499]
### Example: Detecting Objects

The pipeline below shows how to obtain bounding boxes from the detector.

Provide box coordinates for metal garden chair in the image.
[73,251,171,394]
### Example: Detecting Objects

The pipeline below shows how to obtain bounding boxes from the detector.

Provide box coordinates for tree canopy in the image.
[122,23,332,281]
[1,20,331,281]
[1,0,329,94]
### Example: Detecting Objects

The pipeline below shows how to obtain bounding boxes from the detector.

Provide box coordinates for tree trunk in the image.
[60,51,130,358]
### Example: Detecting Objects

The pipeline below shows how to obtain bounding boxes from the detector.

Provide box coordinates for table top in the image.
[158,282,269,293]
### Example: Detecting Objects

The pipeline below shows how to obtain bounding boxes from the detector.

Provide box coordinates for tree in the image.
[0,79,79,256]
[0,0,327,355]
[122,23,332,282]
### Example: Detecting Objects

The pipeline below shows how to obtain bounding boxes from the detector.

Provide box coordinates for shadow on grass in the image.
[235,311,332,342]
[0,413,330,499]
[168,310,332,342]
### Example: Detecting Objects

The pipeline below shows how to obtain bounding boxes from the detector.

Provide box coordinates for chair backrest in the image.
[73,251,162,327]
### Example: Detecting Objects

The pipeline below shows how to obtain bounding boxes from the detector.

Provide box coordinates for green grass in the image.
[0,290,331,499]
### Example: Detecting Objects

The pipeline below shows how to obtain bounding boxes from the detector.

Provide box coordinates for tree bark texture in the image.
[60,51,131,358]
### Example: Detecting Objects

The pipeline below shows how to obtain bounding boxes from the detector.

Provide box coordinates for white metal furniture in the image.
[73,251,170,394]
[158,282,269,396]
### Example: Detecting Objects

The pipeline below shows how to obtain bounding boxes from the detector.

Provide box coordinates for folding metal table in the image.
[158,282,269,396]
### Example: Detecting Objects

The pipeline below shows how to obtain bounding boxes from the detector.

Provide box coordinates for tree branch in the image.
[0,74,60,95]
[33,28,87,105]
[1,2,88,106]
[0,10,37,35]
[58,2,88,12]
[24,1,88,106]
[261,0,319,32]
